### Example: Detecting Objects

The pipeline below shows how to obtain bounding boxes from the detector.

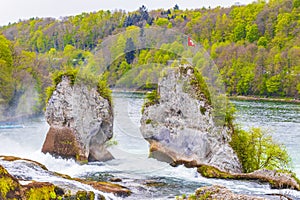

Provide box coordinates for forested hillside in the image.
[0,0,300,116]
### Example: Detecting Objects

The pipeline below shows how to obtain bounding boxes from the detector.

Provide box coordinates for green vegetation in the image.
[230,127,291,173]
[0,1,300,116]
[45,68,79,104]
[105,138,118,147]
[45,67,112,106]
[0,175,19,199]
[75,191,95,200]
[197,164,300,190]
[52,68,79,86]
[25,184,57,200]
[190,67,211,104]
[0,158,20,200]
[197,165,234,179]
[97,79,112,105]
[142,89,160,113]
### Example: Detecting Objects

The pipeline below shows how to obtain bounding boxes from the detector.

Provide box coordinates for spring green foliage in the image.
[145,90,160,105]
[190,68,211,104]
[0,34,47,115]
[0,176,19,199]
[45,68,79,104]
[26,185,57,200]
[1,0,300,115]
[142,89,160,113]
[52,68,79,86]
[230,127,291,173]
[45,67,112,106]
[97,79,112,105]
[0,35,14,104]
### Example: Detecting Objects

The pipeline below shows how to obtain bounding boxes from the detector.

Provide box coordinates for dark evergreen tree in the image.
[125,38,135,64]
[174,4,179,10]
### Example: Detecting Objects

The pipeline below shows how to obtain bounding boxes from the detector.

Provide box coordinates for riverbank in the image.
[112,89,300,104]
[229,95,300,104]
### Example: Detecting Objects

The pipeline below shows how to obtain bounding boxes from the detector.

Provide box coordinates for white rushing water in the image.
[0,92,300,199]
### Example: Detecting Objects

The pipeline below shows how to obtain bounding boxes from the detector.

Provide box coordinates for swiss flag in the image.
[188,37,195,47]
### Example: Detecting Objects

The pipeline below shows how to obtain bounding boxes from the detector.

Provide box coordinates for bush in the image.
[45,68,79,105]
[97,79,112,105]
[45,67,112,106]
[141,89,160,113]
[190,68,211,105]
[52,68,79,86]
[230,127,291,173]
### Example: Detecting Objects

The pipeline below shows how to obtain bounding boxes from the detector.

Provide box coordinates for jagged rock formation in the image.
[42,76,113,162]
[140,65,242,173]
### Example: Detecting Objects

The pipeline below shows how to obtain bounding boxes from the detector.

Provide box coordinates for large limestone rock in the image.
[140,65,242,173]
[42,76,113,162]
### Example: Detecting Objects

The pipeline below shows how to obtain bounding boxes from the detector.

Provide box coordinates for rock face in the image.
[42,76,113,162]
[140,65,242,173]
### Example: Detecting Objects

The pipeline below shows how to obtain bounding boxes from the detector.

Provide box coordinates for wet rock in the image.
[0,164,21,199]
[140,65,242,173]
[192,185,266,200]
[75,179,131,197]
[0,164,66,200]
[109,177,122,182]
[22,182,59,199]
[42,76,114,162]
[75,190,96,200]
[198,165,300,191]
[0,155,48,170]
[0,159,123,199]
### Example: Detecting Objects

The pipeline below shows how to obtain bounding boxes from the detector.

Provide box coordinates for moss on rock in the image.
[0,165,21,199]
[197,165,300,190]
[75,191,95,200]
[24,182,59,200]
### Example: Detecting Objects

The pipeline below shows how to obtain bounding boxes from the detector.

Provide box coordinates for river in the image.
[0,92,299,199]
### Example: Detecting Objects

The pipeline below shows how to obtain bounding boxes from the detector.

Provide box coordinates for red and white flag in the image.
[188,37,195,47]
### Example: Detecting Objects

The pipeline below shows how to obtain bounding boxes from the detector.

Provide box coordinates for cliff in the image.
[42,75,113,162]
[140,65,242,173]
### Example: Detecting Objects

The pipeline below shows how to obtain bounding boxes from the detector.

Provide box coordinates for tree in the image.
[246,24,259,43]
[231,127,290,173]
[266,74,281,95]
[155,18,169,27]
[233,23,246,42]
[174,4,179,10]
[139,5,149,21]
[0,35,14,104]
[257,36,268,47]
[124,38,136,64]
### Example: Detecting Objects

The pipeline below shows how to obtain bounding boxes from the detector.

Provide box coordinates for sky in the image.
[0,0,256,26]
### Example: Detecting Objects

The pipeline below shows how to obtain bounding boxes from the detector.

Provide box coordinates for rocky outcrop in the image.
[140,65,242,173]
[42,76,113,162]
[0,163,65,200]
[0,156,130,198]
[0,164,21,199]
[198,164,300,190]
[190,185,267,200]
